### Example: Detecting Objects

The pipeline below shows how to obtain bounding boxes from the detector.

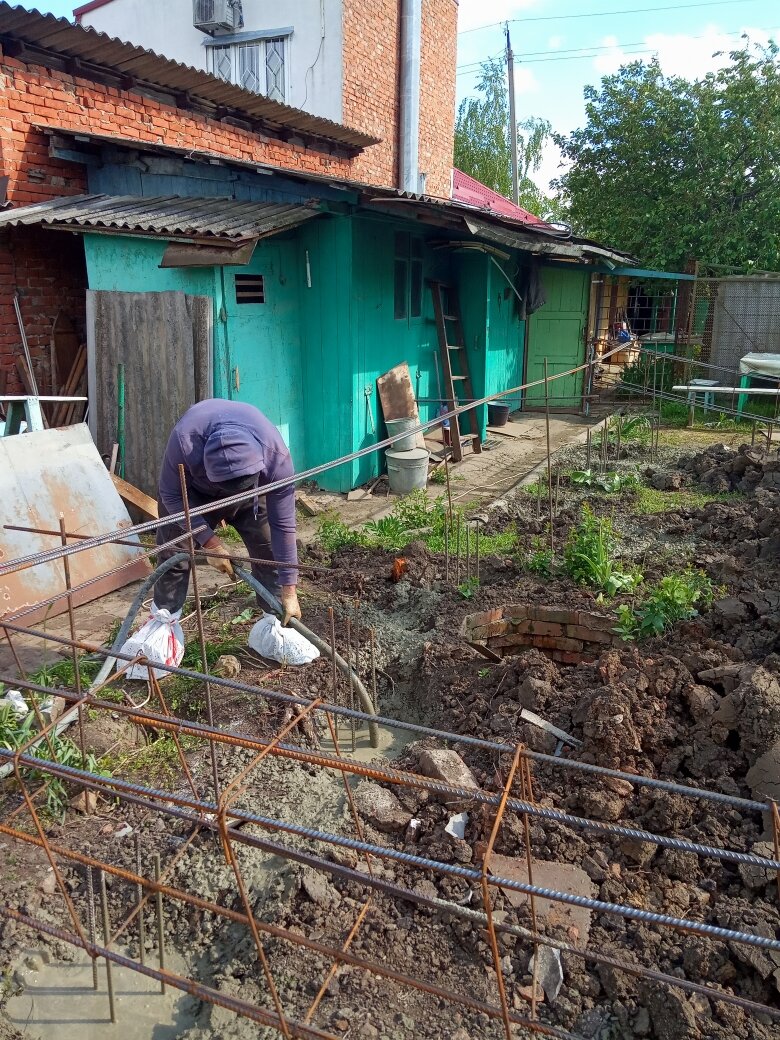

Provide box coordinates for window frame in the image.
[393,232,424,323]
[209,35,289,102]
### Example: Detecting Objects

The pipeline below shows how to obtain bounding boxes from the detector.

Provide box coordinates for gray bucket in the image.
[386,447,430,494]
[385,417,417,451]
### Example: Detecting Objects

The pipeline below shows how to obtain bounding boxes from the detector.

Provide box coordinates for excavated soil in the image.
[3,440,780,1039]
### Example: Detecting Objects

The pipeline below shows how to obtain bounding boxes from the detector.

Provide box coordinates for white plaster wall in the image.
[79,0,343,122]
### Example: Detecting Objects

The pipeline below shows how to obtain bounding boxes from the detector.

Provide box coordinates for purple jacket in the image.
[158,400,298,586]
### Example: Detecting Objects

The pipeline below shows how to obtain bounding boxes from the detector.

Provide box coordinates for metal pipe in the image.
[398,0,421,193]
[543,358,554,555]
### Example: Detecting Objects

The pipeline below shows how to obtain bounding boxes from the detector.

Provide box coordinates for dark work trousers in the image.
[154,496,279,614]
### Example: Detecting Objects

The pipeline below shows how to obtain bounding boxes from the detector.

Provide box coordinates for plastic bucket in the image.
[386,447,430,494]
[385,417,417,451]
[487,402,510,427]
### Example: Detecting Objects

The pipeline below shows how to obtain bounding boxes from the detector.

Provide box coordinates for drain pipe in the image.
[399,0,422,193]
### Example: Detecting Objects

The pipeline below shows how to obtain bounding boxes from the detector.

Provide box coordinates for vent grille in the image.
[235,274,265,304]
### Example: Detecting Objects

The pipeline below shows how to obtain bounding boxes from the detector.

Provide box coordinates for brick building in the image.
[0,3,632,494]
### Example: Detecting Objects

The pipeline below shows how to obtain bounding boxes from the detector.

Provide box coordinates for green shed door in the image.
[224,241,304,465]
[525,267,589,408]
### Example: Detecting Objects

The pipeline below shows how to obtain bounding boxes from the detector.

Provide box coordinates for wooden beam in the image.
[110,474,159,519]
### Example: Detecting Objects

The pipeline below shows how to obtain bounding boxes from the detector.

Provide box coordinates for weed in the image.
[0,702,102,820]
[29,656,102,690]
[478,668,491,678]
[563,505,642,597]
[615,569,717,640]
[635,486,740,514]
[218,523,243,544]
[458,577,480,599]
[363,515,414,547]
[429,468,448,485]
[317,514,367,551]
[102,734,197,787]
[569,469,641,493]
[525,535,553,576]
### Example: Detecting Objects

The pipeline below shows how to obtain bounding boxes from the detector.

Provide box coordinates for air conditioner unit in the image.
[193,0,241,34]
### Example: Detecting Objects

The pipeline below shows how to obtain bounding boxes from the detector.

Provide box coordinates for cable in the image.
[458,0,763,35]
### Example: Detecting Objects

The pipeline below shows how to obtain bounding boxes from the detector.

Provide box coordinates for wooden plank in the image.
[52,345,86,427]
[110,473,159,519]
[376,362,426,449]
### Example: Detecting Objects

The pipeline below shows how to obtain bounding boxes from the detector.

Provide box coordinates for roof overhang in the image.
[0,2,378,157]
[0,194,324,251]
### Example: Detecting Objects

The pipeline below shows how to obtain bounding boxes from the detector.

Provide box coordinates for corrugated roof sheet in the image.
[0,194,322,241]
[0,3,379,154]
[451,169,550,227]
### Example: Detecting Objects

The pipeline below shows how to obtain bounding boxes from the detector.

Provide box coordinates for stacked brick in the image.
[461,605,626,665]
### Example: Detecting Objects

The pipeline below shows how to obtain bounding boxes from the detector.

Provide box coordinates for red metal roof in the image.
[451,169,549,227]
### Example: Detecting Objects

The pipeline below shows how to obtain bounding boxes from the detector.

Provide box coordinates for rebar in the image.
[58,513,89,813]
[543,358,554,556]
[345,617,356,753]
[455,514,461,584]
[586,427,592,469]
[475,523,480,581]
[85,865,99,990]
[369,628,379,717]
[328,607,338,743]
[135,834,146,965]
[465,523,471,580]
[154,853,165,994]
[99,869,116,1022]
[444,518,450,583]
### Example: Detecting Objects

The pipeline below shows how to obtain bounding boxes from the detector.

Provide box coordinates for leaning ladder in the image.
[429,281,482,462]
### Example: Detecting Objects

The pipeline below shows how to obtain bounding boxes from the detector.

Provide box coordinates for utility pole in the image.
[505,22,519,206]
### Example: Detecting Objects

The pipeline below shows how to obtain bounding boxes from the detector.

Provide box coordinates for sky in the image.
[20,0,780,192]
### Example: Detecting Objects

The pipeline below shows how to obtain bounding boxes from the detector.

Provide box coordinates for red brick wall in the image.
[419,0,457,198]
[342,0,400,190]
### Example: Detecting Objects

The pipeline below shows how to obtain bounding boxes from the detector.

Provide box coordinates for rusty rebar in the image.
[135,835,146,966]
[86,865,99,990]
[369,628,379,718]
[328,606,339,743]
[99,869,116,1022]
[465,522,471,580]
[178,464,220,803]
[455,514,461,584]
[475,523,480,581]
[345,616,356,752]
[58,513,89,812]
[153,853,165,994]
[444,515,450,582]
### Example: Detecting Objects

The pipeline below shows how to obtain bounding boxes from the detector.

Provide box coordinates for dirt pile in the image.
[675,442,780,495]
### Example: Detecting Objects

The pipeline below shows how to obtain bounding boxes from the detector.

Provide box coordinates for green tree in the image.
[555,42,780,270]
[454,58,564,221]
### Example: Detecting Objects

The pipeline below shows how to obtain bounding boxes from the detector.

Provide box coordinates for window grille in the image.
[235,274,265,304]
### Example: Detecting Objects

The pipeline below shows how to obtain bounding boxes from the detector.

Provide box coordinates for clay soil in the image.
[2,434,780,1040]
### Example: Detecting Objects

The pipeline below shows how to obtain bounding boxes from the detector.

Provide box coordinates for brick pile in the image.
[461,605,626,665]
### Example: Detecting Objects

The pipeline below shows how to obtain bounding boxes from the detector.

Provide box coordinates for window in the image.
[210,37,287,102]
[393,233,424,321]
[235,274,265,304]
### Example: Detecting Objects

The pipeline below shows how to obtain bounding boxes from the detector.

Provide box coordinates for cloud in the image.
[548,35,563,50]
[593,25,773,79]
[457,0,541,35]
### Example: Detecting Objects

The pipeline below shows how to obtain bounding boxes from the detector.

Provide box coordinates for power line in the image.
[455,23,779,74]
[458,0,763,36]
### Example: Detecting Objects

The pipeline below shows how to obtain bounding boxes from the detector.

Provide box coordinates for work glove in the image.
[280,586,302,626]
[203,537,235,579]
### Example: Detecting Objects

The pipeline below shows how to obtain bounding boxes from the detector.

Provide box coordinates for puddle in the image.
[6,946,197,1040]
[318,720,413,763]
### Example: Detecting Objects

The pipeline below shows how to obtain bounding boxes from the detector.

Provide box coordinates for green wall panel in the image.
[525,266,589,408]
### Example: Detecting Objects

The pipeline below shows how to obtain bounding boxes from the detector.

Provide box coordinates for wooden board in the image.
[110,474,159,519]
[376,362,426,449]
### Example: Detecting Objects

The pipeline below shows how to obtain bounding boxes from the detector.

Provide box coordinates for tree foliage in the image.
[554,42,780,270]
[454,58,563,221]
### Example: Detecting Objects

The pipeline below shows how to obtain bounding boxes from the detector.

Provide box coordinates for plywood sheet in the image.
[377,362,425,449]
[0,425,150,626]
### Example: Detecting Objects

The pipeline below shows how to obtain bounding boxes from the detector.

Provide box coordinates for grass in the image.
[101,734,198,787]
[634,486,741,514]
[317,490,520,557]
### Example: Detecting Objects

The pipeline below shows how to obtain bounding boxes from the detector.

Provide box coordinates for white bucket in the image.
[385,417,417,451]
[386,447,430,494]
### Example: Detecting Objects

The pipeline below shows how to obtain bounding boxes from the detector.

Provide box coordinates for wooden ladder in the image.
[429,281,482,462]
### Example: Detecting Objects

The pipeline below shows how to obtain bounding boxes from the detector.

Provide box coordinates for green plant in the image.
[525,534,554,576]
[478,668,491,678]
[563,505,642,597]
[615,568,717,640]
[29,656,102,690]
[569,469,641,493]
[0,703,101,820]
[458,577,480,599]
[430,467,448,485]
[362,515,412,547]
[317,513,366,552]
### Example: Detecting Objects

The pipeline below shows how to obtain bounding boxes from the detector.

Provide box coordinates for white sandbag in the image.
[119,604,184,680]
[248,613,320,665]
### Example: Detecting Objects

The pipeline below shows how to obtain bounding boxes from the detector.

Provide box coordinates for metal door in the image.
[525,267,589,408]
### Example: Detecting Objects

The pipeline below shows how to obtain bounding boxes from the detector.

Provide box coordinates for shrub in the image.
[563,505,642,597]
[615,568,717,640]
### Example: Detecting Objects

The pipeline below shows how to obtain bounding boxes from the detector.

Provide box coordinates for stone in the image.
[644,985,701,1039]
[738,842,777,890]
[619,838,657,867]
[529,945,563,1001]
[70,790,97,814]
[353,781,411,834]
[487,854,595,945]
[23,955,43,972]
[417,749,479,806]
[581,855,607,882]
[300,868,340,907]
[214,654,241,678]
[746,741,780,802]
[39,870,57,895]
[714,597,748,622]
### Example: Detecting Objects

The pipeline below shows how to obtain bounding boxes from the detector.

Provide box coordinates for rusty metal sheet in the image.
[0,424,150,626]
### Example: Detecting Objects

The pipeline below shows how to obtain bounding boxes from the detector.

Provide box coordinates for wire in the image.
[458,0,763,35]
[456,24,780,74]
